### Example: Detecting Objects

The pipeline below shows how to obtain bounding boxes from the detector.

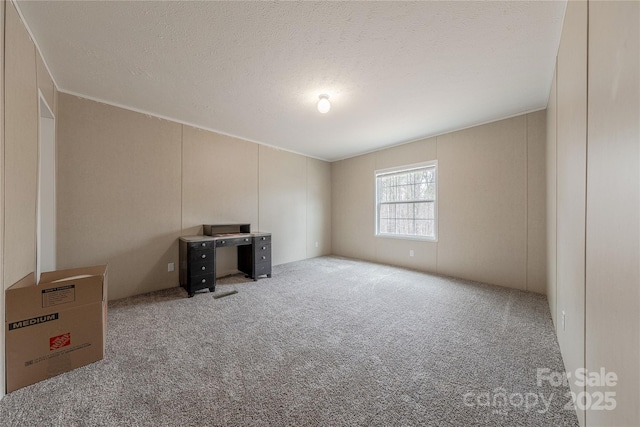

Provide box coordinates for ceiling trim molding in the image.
[11,0,60,90]
[60,88,546,165]
[58,89,331,162]
[544,0,568,105]
[331,107,547,163]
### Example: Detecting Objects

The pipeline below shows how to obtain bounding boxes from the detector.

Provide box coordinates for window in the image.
[375,161,437,240]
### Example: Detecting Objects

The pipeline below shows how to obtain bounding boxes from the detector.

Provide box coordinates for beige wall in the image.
[258,146,307,265]
[585,2,639,425]
[181,126,259,276]
[546,65,558,328]
[1,1,59,398]
[526,112,547,294]
[555,1,588,424]
[547,1,639,425]
[332,153,377,261]
[438,116,528,290]
[56,94,332,301]
[332,111,546,292]
[0,0,5,403]
[306,158,332,258]
[56,94,183,300]
[4,1,38,289]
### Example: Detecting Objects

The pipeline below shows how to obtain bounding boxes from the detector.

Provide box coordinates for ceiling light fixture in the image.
[317,94,331,114]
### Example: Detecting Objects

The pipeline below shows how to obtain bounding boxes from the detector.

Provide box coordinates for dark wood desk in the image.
[179,224,272,297]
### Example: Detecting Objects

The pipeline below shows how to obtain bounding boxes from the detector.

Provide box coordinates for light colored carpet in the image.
[0,256,578,426]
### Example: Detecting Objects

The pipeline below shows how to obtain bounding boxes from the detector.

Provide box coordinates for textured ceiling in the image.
[17,1,566,161]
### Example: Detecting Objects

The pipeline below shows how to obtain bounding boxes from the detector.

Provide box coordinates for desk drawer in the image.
[189,249,214,262]
[189,273,215,287]
[256,235,271,244]
[255,243,271,254]
[189,259,214,276]
[188,241,214,251]
[256,253,271,264]
[216,236,251,247]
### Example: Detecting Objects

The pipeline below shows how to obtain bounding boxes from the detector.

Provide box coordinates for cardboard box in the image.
[5,265,108,392]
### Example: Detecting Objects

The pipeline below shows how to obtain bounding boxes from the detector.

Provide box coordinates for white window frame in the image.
[374,160,438,241]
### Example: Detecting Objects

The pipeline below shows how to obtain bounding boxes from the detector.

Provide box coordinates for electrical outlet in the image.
[168,262,175,272]
[315,241,319,248]
[562,310,566,331]
[409,250,414,257]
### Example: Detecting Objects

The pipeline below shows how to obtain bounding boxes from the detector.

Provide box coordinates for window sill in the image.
[375,233,438,243]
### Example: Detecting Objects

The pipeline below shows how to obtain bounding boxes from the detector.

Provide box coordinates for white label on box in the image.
[42,285,76,308]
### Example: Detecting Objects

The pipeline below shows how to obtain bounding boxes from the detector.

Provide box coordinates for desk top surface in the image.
[180,232,270,243]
